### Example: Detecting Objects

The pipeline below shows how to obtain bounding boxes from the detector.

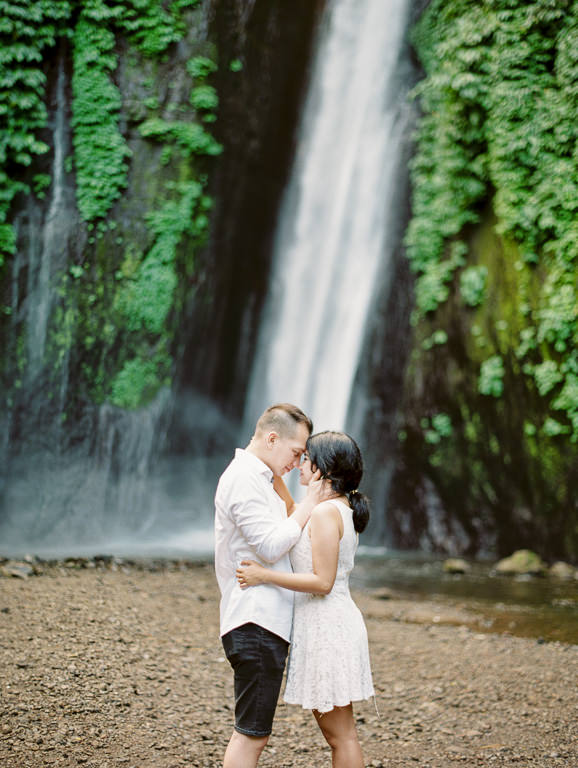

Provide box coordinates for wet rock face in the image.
[0,1,326,545]
[177,0,326,420]
[385,212,577,562]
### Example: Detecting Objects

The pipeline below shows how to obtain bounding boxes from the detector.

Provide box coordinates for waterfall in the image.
[245,0,413,436]
[0,54,190,556]
[25,56,68,382]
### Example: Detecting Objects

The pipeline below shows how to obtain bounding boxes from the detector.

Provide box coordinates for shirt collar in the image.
[235,448,274,483]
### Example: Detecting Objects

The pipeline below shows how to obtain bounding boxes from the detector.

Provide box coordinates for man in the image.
[214,403,322,768]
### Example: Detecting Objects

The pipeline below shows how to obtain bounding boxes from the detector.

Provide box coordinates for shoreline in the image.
[3,554,577,645]
[1,563,576,767]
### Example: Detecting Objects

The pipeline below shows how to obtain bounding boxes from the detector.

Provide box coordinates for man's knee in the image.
[231,729,269,755]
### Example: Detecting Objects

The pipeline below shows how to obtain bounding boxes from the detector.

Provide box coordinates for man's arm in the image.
[273,474,295,516]
[232,473,323,563]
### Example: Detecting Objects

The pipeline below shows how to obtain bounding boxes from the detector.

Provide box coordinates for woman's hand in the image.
[236,560,268,588]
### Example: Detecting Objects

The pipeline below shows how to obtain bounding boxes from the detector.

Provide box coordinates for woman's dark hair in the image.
[306,431,370,533]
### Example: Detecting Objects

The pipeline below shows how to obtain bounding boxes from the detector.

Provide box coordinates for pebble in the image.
[0,563,576,768]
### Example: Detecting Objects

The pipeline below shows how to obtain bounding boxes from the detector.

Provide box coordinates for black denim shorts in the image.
[221,622,289,737]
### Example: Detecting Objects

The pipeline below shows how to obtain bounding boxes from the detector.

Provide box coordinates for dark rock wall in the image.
[177,0,326,422]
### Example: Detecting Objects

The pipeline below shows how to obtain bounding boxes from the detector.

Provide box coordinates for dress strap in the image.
[330,498,352,515]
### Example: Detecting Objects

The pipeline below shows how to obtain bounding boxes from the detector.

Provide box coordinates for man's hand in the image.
[306,469,333,505]
[291,470,328,529]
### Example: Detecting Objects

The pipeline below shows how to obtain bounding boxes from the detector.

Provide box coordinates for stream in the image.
[353,550,578,645]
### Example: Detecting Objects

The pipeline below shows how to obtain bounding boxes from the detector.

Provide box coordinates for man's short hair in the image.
[255,403,313,439]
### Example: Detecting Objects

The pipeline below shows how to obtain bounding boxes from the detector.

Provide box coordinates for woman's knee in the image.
[314,706,358,746]
[321,727,359,750]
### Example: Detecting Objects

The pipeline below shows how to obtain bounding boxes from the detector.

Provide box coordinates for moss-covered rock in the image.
[494,549,546,576]
[443,558,471,574]
[549,561,576,580]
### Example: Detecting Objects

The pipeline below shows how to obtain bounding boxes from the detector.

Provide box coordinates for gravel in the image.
[0,561,576,767]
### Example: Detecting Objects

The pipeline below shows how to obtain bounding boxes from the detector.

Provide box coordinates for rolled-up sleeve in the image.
[231,477,302,563]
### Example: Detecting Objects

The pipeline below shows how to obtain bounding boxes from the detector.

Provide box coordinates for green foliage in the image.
[100,177,212,409]
[0,0,73,263]
[190,84,218,112]
[423,412,454,445]
[409,0,578,438]
[421,329,448,350]
[139,118,222,157]
[32,172,51,197]
[533,360,563,396]
[115,180,206,335]
[70,0,217,410]
[460,265,487,307]
[71,8,131,221]
[432,412,453,437]
[186,56,217,79]
[109,356,167,409]
[478,355,505,397]
[414,259,454,315]
[552,373,578,442]
[541,417,570,438]
[0,0,209,246]
[1,0,218,411]
[116,0,200,57]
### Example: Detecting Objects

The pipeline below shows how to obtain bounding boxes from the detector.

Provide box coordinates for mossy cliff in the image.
[0,0,323,542]
[389,0,577,560]
[0,0,322,452]
[1,0,220,432]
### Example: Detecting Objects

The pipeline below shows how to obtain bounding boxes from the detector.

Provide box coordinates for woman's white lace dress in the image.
[283,499,374,713]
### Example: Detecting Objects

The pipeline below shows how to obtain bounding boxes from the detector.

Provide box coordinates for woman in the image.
[236,431,374,768]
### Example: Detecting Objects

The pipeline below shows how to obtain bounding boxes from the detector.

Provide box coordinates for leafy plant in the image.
[409,0,578,436]
[1,0,218,412]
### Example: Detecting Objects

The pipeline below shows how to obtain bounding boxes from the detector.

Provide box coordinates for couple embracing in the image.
[214,403,374,767]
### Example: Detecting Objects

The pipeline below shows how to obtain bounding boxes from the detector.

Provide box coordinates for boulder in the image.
[443,558,471,574]
[0,561,35,579]
[369,587,395,601]
[549,561,576,580]
[494,549,546,576]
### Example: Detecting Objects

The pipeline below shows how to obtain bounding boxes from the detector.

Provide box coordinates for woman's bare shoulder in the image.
[311,501,343,522]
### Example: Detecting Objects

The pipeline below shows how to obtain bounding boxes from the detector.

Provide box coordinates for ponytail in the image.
[347,489,370,534]
[306,431,371,533]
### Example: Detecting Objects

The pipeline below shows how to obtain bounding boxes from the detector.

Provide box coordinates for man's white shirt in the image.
[214,449,302,641]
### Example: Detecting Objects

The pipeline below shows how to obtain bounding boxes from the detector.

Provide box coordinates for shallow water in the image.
[353,550,578,645]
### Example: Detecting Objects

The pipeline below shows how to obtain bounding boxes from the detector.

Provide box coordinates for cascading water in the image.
[0,56,190,557]
[245,0,413,438]
[24,56,68,382]
[0,1,415,557]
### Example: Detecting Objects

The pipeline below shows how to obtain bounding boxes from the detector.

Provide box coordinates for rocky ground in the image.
[0,560,576,768]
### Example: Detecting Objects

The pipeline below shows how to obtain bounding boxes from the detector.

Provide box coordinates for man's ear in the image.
[266,431,278,449]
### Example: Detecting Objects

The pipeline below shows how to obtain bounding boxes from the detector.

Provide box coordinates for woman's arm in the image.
[236,502,342,595]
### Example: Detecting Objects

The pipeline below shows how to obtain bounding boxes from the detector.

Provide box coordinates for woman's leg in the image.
[313,704,364,768]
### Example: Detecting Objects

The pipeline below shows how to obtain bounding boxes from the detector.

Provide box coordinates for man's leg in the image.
[221,624,289,767]
[223,730,268,768]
